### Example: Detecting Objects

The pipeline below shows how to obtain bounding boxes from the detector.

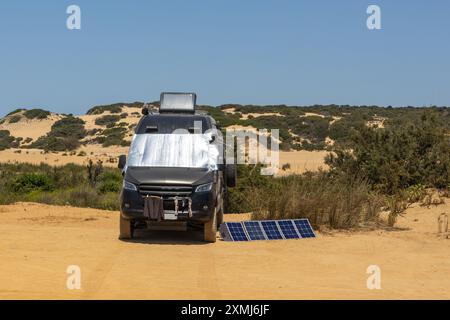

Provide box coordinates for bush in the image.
[9,115,22,123]
[23,109,51,120]
[51,117,86,139]
[326,111,450,194]
[6,109,25,116]
[10,173,54,193]
[95,115,121,127]
[29,116,86,151]
[95,127,129,147]
[0,163,122,210]
[87,104,123,115]
[0,130,15,150]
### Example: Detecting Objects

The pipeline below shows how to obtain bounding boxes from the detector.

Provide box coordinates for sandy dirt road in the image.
[0,201,449,300]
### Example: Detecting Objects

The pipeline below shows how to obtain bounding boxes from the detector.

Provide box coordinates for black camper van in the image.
[118,93,236,242]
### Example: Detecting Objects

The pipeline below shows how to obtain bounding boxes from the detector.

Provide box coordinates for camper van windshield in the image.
[127,134,219,169]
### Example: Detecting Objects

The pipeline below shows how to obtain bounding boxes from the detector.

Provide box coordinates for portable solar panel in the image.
[277,220,301,239]
[221,222,249,241]
[261,221,284,240]
[220,219,315,241]
[293,219,316,238]
[243,221,267,240]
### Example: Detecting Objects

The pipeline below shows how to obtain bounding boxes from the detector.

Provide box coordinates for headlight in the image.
[195,182,213,193]
[123,180,137,191]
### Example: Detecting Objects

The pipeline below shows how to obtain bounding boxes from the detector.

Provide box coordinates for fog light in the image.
[203,205,208,210]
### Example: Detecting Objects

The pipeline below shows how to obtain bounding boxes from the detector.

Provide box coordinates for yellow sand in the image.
[0,200,449,299]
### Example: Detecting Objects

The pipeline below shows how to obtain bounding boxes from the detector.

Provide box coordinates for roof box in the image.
[159,92,197,113]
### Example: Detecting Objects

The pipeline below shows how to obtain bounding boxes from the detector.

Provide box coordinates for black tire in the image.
[204,207,217,243]
[119,214,133,240]
[217,195,224,230]
[226,164,237,188]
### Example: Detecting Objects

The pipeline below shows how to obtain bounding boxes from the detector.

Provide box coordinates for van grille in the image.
[138,184,192,197]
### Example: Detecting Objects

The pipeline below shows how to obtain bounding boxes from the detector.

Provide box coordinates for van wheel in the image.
[217,197,224,230]
[119,214,133,240]
[204,208,217,243]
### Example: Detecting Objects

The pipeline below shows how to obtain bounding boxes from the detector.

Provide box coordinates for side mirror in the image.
[142,107,149,115]
[118,155,127,170]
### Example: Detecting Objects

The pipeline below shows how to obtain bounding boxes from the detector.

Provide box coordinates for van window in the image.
[136,115,210,134]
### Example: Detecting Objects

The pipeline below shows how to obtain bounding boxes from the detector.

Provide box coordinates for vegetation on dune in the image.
[23,109,51,120]
[87,104,124,115]
[86,102,146,115]
[95,114,121,127]
[200,104,449,151]
[28,116,86,151]
[0,130,16,150]
[1,103,448,153]
[8,115,22,124]
[6,108,26,116]
[94,127,129,147]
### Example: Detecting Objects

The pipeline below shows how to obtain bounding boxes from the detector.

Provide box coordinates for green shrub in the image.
[23,109,51,120]
[0,163,122,210]
[0,130,15,150]
[51,117,86,139]
[29,116,86,151]
[95,115,121,127]
[6,108,25,116]
[98,171,122,194]
[9,115,22,124]
[326,111,450,194]
[10,173,54,193]
[87,104,123,115]
[95,127,129,147]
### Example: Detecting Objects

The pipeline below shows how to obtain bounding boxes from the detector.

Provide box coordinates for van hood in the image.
[124,167,215,186]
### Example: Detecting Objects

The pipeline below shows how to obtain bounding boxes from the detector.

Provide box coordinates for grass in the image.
[0,162,447,230]
[229,165,384,229]
[0,162,121,211]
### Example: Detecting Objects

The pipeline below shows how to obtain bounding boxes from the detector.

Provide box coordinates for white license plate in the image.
[164,213,177,220]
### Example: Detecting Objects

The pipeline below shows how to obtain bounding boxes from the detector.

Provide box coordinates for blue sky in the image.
[0,0,449,115]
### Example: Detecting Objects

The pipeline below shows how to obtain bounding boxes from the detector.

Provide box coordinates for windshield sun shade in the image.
[127,134,219,170]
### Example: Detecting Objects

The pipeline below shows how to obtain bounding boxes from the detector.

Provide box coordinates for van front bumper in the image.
[120,189,215,223]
